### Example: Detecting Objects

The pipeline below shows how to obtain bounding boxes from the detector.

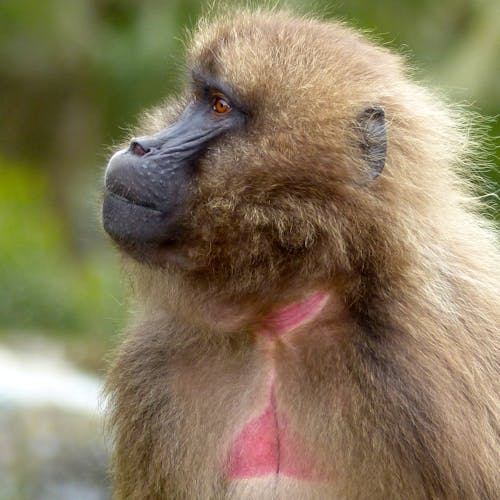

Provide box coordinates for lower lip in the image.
[102,192,168,244]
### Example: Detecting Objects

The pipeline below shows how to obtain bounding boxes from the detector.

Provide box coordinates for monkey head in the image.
[102,11,444,304]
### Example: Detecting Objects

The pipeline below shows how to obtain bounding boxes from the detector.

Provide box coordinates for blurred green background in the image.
[1,0,499,363]
[0,0,498,497]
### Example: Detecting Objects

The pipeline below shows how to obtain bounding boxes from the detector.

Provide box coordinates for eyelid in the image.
[191,71,248,114]
[191,81,245,116]
[210,89,230,101]
[192,86,230,102]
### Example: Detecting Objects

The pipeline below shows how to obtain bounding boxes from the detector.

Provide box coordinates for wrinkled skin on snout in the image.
[103,80,246,263]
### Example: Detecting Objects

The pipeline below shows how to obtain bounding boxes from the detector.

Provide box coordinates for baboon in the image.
[102,8,500,500]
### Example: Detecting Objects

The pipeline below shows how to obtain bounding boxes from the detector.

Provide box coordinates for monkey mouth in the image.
[105,188,161,212]
[102,190,182,250]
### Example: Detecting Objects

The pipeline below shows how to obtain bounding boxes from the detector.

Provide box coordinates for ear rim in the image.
[358,105,387,179]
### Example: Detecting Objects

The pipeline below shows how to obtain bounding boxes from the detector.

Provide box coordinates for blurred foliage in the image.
[0,159,125,340]
[0,0,498,354]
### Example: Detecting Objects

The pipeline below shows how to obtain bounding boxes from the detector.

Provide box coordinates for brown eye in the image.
[211,95,231,114]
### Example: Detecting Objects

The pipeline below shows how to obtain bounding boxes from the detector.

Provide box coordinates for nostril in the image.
[130,140,150,157]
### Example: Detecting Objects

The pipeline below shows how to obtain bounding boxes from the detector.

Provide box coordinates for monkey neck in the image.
[259,291,329,337]
[228,291,332,480]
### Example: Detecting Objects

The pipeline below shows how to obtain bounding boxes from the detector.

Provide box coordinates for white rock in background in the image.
[0,341,110,500]
[0,345,103,414]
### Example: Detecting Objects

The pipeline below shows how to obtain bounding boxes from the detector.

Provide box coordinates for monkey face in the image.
[102,13,388,296]
[102,78,246,261]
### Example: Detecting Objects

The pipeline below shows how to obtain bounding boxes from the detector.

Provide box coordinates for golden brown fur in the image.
[105,8,500,499]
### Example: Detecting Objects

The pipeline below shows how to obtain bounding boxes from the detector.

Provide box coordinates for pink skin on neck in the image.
[260,291,329,337]
[227,291,329,479]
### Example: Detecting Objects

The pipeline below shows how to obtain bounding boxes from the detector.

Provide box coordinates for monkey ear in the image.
[358,106,387,179]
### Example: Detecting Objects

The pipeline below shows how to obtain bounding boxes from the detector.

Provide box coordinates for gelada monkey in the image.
[102,8,499,500]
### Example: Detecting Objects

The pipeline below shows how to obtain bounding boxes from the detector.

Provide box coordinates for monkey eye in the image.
[211,95,232,114]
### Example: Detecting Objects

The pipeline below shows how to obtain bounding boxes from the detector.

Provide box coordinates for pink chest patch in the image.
[227,388,315,479]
